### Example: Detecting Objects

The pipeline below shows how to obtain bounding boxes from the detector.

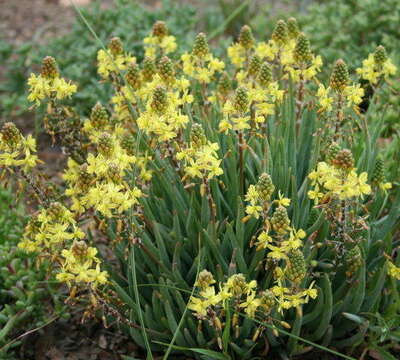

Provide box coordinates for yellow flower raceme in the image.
[356,47,397,85]
[56,240,108,289]
[0,123,39,172]
[387,260,400,280]
[308,161,371,203]
[316,83,364,112]
[18,202,84,253]
[97,49,136,79]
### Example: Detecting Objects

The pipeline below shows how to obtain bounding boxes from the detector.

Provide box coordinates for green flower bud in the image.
[326,142,341,164]
[287,17,300,39]
[372,157,385,184]
[158,56,175,84]
[332,149,354,170]
[142,57,157,82]
[97,133,113,156]
[286,249,307,283]
[90,103,109,129]
[121,134,136,156]
[125,62,141,89]
[190,124,207,147]
[293,33,312,63]
[248,55,261,77]
[41,56,59,79]
[151,86,168,114]
[373,45,388,66]
[1,122,22,148]
[107,162,121,182]
[217,72,232,97]
[256,173,275,202]
[196,269,215,289]
[345,245,362,278]
[234,86,249,113]
[330,59,349,93]
[272,20,289,45]
[152,21,168,38]
[258,62,272,87]
[192,32,209,58]
[271,206,290,234]
[108,37,123,56]
[238,25,254,49]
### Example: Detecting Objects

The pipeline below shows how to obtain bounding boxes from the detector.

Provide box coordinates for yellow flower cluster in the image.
[356,47,397,85]
[136,83,192,142]
[387,260,400,280]
[177,126,223,180]
[97,49,136,79]
[56,240,108,288]
[0,123,39,172]
[27,72,76,106]
[143,21,177,59]
[308,161,371,203]
[316,83,364,112]
[63,133,142,217]
[18,202,84,253]
[181,33,225,84]
[188,271,272,319]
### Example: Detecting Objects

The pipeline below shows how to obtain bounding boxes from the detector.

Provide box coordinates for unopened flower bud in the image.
[190,124,207,147]
[142,57,156,82]
[151,86,168,114]
[248,55,261,77]
[108,37,123,56]
[192,32,209,58]
[125,62,141,89]
[287,17,300,39]
[294,33,312,63]
[286,249,306,283]
[272,20,288,45]
[217,72,232,97]
[258,63,272,87]
[41,56,59,79]
[90,103,109,129]
[332,149,354,170]
[373,45,387,66]
[158,56,175,84]
[238,25,254,49]
[152,21,168,38]
[97,133,113,156]
[271,206,290,234]
[196,269,215,288]
[330,59,349,93]
[234,86,249,113]
[256,173,275,202]
[1,122,22,148]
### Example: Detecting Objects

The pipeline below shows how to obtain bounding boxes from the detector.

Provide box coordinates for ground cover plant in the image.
[0,12,399,360]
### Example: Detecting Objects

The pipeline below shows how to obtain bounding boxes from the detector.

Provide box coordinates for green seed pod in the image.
[330,59,349,93]
[258,62,272,87]
[190,124,207,147]
[286,249,307,283]
[97,133,113,156]
[271,206,290,234]
[345,245,362,278]
[272,20,289,45]
[158,56,175,84]
[233,86,249,113]
[372,158,385,184]
[41,56,59,79]
[108,37,123,56]
[90,103,109,129]
[287,17,300,39]
[332,149,354,170]
[293,33,312,63]
[238,25,254,49]
[192,32,209,58]
[152,21,168,38]
[248,55,262,77]
[256,173,275,202]
[125,62,141,89]
[326,142,341,164]
[142,57,157,82]
[196,269,215,289]
[373,45,387,66]
[217,72,232,97]
[1,122,22,148]
[151,86,168,114]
